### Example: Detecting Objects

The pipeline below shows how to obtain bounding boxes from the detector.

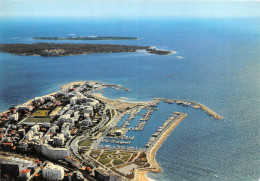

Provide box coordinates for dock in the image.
[145,112,187,148]
[103,84,131,92]
[127,106,142,120]
[140,109,155,121]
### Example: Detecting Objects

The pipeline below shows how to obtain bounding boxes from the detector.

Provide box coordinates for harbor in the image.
[0,80,224,181]
[100,101,190,149]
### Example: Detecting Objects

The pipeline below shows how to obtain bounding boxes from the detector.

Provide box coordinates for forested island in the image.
[0,43,172,56]
[33,36,139,40]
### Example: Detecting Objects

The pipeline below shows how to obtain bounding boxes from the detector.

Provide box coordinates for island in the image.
[33,36,139,41]
[0,81,222,180]
[0,43,173,56]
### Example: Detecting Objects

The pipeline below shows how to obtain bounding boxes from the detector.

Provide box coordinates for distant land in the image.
[0,43,172,56]
[33,36,139,40]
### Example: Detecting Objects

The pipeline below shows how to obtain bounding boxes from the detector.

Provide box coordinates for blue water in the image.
[0,17,260,181]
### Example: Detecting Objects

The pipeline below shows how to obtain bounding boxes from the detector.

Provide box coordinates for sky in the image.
[0,0,260,18]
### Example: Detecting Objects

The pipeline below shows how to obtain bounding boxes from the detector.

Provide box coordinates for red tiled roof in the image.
[20,169,31,174]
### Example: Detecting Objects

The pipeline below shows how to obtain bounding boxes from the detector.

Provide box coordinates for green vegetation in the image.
[98,158,111,165]
[78,139,93,146]
[121,155,131,162]
[113,159,124,166]
[106,163,113,168]
[21,117,52,123]
[31,110,50,117]
[100,153,109,159]
[90,150,101,155]
[0,43,172,56]
[49,106,63,116]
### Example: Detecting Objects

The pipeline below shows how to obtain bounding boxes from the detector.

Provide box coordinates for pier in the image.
[140,109,155,121]
[145,112,188,174]
[155,98,222,119]
[132,122,146,131]
[127,106,142,120]
[103,84,131,92]
[145,112,186,148]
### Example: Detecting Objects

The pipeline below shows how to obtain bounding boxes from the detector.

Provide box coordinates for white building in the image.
[70,96,78,105]
[65,92,75,98]
[35,144,68,160]
[34,97,43,102]
[82,119,92,127]
[61,123,70,132]
[61,124,71,138]
[42,95,55,102]
[31,125,40,132]
[85,98,99,109]
[20,169,31,179]
[57,90,65,96]
[61,131,70,139]
[58,115,75,129]
[17,105,26,111]
[2,137,11,143]
[42,163,64,181]
[9,113,19,121]
[50,126,58,134]
[54,134,65,146]
[45,134,51,141]
[35,132,44,138]
[84,107,93,117]
[25,130,34,141]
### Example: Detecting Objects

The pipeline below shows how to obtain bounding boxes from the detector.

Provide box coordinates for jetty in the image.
[127,106,142,120]
[140,109,155,121]
[145,112,186,148]
[103,84,131,92]
[155,98,222,119]
[143,112,188,175]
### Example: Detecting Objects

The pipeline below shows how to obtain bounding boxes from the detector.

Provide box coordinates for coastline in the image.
[0,43,172,56]
[61,81,87,89]
[2,81,87,114]
[0,81,222,180]
[137,113,187,181]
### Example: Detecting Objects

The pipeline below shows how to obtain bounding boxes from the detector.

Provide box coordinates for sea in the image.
[0,17,259,181]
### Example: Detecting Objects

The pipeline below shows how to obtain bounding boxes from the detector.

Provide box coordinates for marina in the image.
[100,101,192,149]
[140,109,156,121]
[127,106,143,120]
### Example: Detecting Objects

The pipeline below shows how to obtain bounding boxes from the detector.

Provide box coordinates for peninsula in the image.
[0,81,222,181]
[33,36,139,41]
[0,43,172,56]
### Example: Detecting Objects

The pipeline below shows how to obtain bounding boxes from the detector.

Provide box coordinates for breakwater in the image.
[155,98,222,119]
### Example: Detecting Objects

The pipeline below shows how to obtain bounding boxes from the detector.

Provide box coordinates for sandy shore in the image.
[137,170,155,181]
[149,113,187,170]
[61,81,87,89]
[92,93,154,111]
